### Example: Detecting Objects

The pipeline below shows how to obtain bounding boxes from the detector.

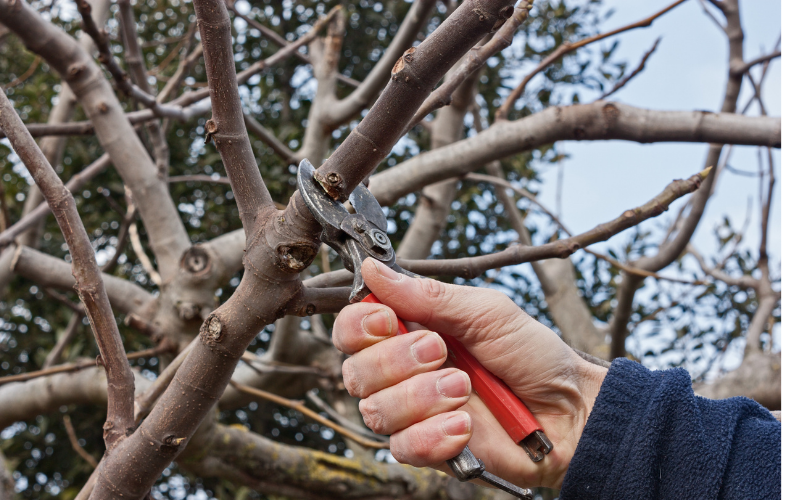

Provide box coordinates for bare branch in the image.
[0,345,168,386]
[230,381,389,449]
[398,168,711,278]
[0,153,111,248]
[243,114,299,164]
[370,102,781,206]
[599,38,661,100]
[496,0,687,120]
[0,90,135,448]
[195,0,274,233]
[226,2,360,89]
[733,50,781,75]
[12,245,154,316]
[63,414,100,468]
[43,312,84,369]
[411,1,531,126]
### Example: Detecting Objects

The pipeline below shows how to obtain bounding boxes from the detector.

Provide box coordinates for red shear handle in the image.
[361,293,543,444]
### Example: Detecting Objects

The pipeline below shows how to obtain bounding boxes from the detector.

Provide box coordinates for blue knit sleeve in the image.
[560,358,780,500]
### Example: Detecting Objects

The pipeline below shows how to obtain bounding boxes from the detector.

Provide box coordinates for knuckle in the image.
[359,398,389,434]
[341,359,365,398]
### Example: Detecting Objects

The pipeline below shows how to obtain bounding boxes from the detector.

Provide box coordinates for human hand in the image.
[332,258,608,489]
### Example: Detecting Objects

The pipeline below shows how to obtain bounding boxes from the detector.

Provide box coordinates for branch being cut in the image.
[496,0,687,120]
[397,168,711,278]
[369,102,780,206]
[0,91,135,448]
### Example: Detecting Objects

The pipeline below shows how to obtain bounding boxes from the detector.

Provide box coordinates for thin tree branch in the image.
[686,244,757,288]
[243,114,299,164]
[496,0,687,120]
[229,381,389,449]
[0,153,112,247]
[398,167,711,278]
[0,344,168,386]
[305,390,389,443]
[410,1,531,127]
[2,55,41,89]
[0,90,135,449]
[226,2,360,89]
[133,337,198,421]
[74,0,186,119]
[607,0,748,358]
[733,50,781,75]
[63,414,99,468]
[599,38,661,100]
[43,312,84,369]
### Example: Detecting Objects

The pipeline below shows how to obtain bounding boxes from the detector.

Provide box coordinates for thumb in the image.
[361,258,519,344]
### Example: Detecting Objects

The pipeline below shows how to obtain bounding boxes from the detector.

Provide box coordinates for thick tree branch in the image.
[12,245,154,315]
[0,91,135,448]
[411,1,530,126]
[370,102,780,206]
[397,168,711,278]
[196,0,274,234]
[313,0,517,200]
[496,0,687,120]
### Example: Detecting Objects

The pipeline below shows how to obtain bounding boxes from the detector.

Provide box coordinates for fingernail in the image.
[362,310,392,337]
[437,371,470,399]
[369,258,402,281]
[442,413,471,436]
[411,334,445,364]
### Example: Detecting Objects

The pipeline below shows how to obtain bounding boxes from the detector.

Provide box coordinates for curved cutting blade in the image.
[350,183,388,233]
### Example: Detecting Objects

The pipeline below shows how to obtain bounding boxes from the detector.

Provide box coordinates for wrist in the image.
[577,359,608,430]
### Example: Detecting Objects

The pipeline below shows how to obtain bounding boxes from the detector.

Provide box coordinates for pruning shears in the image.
[298,159,551,499]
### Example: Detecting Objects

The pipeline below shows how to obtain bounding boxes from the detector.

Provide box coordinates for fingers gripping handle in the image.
[360,293,552,462]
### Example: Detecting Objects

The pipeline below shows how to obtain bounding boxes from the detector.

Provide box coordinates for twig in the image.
[2,55,41,89]
[0,154,112,248]
[0,90,136,448]
[409,1,531,127]
[243,114,299,163]
[463,172,705,285]
[226,3,359,89]
[733,50,781,75]
[600,38,661,99]
[134,337,198,421]
[129,222,161,286]
[74,0,185,119]
[306,390,389,442]
[44,288,87,314]
[0,344,170,386]
[43,312,84,368]
[229,381,389,449]
[157,43,204,103]
[697,0,726,31]
[63,414,99,467]
[496,0,687,120]
[100,201,137,274]
[398,167,712,278]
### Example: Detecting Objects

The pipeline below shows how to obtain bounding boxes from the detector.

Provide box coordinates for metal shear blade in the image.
[297,159,413,302]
